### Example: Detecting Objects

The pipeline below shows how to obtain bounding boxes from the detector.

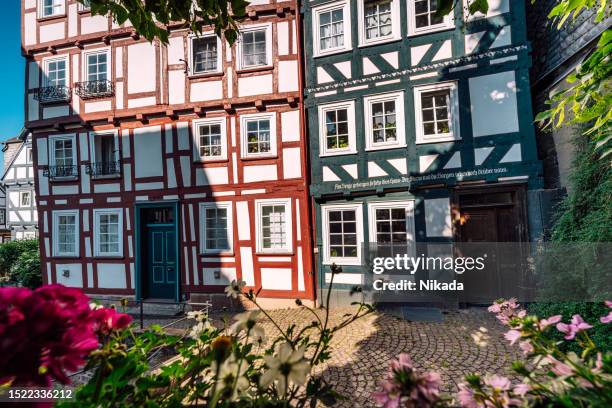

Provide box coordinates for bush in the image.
[528,301,612,352]
[0,239,41,288]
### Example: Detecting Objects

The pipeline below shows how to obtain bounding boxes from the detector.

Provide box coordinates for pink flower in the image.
[513,383,530,396]
[504,329,521,345]
[605,300,612,308]
[372,381,401,408]
[518,340,534,354]
[556,314,592,340]
[539,315,562,329]
[600,312,612,324]
[484,375,511,391]
[549,357,573,377]
[92,307,132,336]
[457,383,480,408]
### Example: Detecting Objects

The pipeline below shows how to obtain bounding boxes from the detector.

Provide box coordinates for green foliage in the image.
[0,239,40,287]
[528,302,612,353]
[84,0,249,45]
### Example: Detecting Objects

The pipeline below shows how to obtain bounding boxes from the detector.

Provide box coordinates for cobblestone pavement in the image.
[139,306,522,407]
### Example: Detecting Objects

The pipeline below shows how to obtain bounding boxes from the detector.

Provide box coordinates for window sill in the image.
[319,150,358,158]
[240,154,278,161]
[52,255,81,259]
[365,143,407,152]
[415,136,461,145]
[193,158,229,165]
[201,251,235,257]
[236,65,274,75]
[91,174,121,180]
[93,255,125,259]
[188,71,224,80]
[358,36,402,48]
[256,251,294,256]
[322,259,362,266]
[37,14,66,22]
[313,47,352,58]
[49,176,79,183]
[407,25,455,38]
[77,10,91,15]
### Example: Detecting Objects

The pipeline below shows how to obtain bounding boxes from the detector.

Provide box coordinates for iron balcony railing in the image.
[75,80,115,99]
[85,161,121,177]
[42,165,78,179]
[34,85,71,104]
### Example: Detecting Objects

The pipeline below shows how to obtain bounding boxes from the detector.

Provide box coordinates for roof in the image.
[1,129,31,183]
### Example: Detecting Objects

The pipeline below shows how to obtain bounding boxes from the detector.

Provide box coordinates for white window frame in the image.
[52,210,79,257]
[42,55,69,88]
[39,0,65,18]
[200,202,234,255]
[49,134,77,170]
[413,81,460,144]
[192,117,227,161]
[26,147,33,163]
[318,100,357,157]
[93,208,123,257]
[240,112,277,159]
[357,0,401,46]
[407,0,455,36]
[364,91,406,151]
[189,33,223,76]
[19,191,32,208]
[255,198,293,254]
[237,23,273,70]
[321,203,364,266]
[367,200,416,253]
[82,48,111,83]
[78,0,91,12]
[312,0,352,57]
[89,130,119,165]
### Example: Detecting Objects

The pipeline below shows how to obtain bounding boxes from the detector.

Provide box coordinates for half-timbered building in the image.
[1,129,38,241]
[22,0,315,305]
[303,0,543,300]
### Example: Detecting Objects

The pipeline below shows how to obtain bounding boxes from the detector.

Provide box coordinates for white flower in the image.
[187,310,207,322]
[89,302,103,310]
[260,343,311,396]
[211,356,250,400]
[230,311,266,344]
[189,320,213,339]
[225,279,246,299]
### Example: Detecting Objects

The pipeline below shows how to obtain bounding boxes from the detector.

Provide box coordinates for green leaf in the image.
[468,0,489,15]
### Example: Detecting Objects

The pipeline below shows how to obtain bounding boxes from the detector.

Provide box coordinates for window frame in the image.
[42,55,69,88]
[413,81,460,144]
[318,100,357,157]
[192,117,228,162]
[49,134,77,171]
[367,200,416,255]
[82,48,111,83]
[52,209,79,257]
[321,203,364,266]
[188,33,223,76]
[363,91,406,151]
[199,201,234,255]
[93,208,124,257]
[78,0,91,12]
[89,130,119,165]
[407,0,455,36]
[26,147,33,163]
[237,23,273,70]
[255,198,293,254]
[19,191,32,208]
[240,112,277,159]
[39,0,65,18]
[312,0,352,57]
[357,0,401,46]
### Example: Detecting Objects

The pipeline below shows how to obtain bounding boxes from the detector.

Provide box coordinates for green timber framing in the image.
[302,0,544,293]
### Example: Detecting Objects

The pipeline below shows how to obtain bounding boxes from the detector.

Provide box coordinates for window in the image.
[313,1,352,56]
[86,51,108,82]
[358,0,400,45]
[26,147,33,163]
[318,101,357,156]
[322,204,363,265]
[414,82,460,143]
[200,202,233,254]
[407,0,454,36]
[193,118,227,161]
[190,35,221,75]
[40,0,65,18]
[0,209,5,226]
[94,209,123,256]
[53,210,79,257]
[240,114,277,158]
[255,199,292,254]
[364,91,406,150]
[79,0,91,11]
[20,191,32,207]
[49,135,78,178]
[89,132,119,176]
[239,24,272,69]
[368,201,415,256]
[44,57,68,87]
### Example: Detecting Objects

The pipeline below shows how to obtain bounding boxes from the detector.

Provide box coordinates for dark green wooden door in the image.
[145,226,176,299]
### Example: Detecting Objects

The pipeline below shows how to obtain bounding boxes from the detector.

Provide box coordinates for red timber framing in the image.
[24,0,316,303]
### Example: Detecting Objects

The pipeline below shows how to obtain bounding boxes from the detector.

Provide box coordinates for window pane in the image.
[260,204,287,249]
[193,37,218,73]
[204,207,230,251]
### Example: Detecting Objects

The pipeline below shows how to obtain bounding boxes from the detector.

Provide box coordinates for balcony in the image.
[75,80,115,99]
[42,165,78,180]
[34,85,71,104]
[85,161,121,178]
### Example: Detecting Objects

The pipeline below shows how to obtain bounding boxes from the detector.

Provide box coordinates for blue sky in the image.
[0,1,25,171]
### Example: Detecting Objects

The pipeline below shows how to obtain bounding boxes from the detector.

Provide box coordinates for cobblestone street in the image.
[210,306,522,407]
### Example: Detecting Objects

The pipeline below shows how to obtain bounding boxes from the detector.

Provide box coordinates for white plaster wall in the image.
[28,62,39,89]
[190,80,223,102]
[238,75,273,97]
[27,95,39,121]
[23,13,37,46]
[239,247,255,285]
[469,71,519,137]
[424,198,452,237]
[127,97,156,108]
[278,61,298,92]
[127,43,157,93]
[243,165,278,183]
[81,15,108,35]
[133,126,163,178]
[196,167,229,185]
[281,110,300,142]
[40,22,65,43]
[168,70,186,104]
[260,268,292,290]
[97,264,127,289]
[282,148,301,179]
[167,36,185,65]
[84,101,112,113]
[55,264,83,288]
[203,267,237,285]
[277,22,290,55]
